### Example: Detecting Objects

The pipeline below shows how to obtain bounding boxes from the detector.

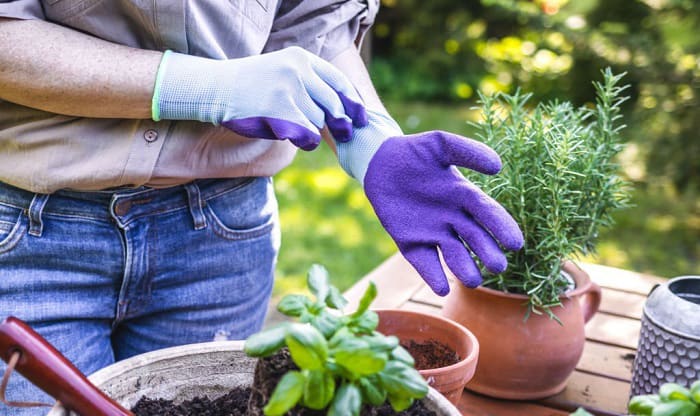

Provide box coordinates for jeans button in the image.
[144,129,159,143]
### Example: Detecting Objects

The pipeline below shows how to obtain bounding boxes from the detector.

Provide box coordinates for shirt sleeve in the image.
[264,0,379,61]
[0,0,45,19]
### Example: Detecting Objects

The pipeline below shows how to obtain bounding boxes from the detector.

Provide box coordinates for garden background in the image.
[272,0,699,296]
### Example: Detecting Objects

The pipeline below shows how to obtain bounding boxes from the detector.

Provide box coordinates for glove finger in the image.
[458,182,524,251]
[221,117,321,151]
[304,72,354,142]
[417,131,502,174]
[401,245,450,296]
[440,238,482,288]
[451,219,507,274]
[309,58,368,127]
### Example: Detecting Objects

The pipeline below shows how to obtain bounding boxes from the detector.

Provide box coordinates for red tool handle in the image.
[0,316,133,416]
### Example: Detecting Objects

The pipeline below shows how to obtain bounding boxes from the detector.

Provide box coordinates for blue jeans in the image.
[0,177,280,415]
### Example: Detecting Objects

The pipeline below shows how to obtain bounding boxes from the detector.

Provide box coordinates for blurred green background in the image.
[272,0,699,296]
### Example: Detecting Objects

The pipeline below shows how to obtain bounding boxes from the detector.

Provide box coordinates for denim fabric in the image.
[0,177,280,415]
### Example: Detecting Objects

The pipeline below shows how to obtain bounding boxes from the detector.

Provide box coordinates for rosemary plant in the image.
[468,69,631,316]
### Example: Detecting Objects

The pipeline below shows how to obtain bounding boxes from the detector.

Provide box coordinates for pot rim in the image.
[373,308,479,375]
[473,260,592,301]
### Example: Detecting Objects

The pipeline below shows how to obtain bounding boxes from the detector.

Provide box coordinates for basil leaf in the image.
[334,345,387,377]
[690,380,700,403]
[302,369,335,410]
[659,383,691,402]
[378,361,429,398]
[358,376,387,406]
[648,401,697,416]
[263,371,304,416]
[328,383,361,416]
[364,333,399,352]
[286,323,328,370]
[349,310,379,334]
[326,286,348,310]
[628,394,660,415]
[387,392,414,412]
[244,324,288,357]
[570,408,594,416]
[307,264,330,303]
[352,281,377,317]
[277,294,310,317]
[390,345,416,366]
[310,309,343,338]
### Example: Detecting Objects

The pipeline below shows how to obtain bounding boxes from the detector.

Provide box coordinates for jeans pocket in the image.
[204,177,277,241]
[0,203,26,254]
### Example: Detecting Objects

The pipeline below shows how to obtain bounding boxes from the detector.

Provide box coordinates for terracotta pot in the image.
[47,340,462,416]
[375,309,480,406]
[441,262,601,400]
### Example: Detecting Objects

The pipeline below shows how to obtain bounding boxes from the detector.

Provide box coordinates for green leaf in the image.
[378,361,429,398]
[690,380,700,403]
[349,310,379,334]
[244,324,288,357]
[352,281,377,317]
[387,392,414,412]
[263,371,305,416]
[659,383,691,401]
[326,286,348,310]
[277,294,310,317]
[328,326,353,349]
[334,341,387,377]
[358,376,387,406]
[649,401,697,416]
[307,264,330,303]
[310,309,343,338]
[570,408,594,416]
[364,333,400,352]
[390,345,415,367]
[302,369,335,410]
[328,383,362,416]
[286,323,328,370]
[628,394,660,415]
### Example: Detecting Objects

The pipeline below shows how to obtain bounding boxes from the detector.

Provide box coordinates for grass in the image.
[272,100,700,301]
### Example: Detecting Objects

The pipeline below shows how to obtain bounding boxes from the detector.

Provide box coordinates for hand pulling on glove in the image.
[151,47,367,150]
[337,110,524,295]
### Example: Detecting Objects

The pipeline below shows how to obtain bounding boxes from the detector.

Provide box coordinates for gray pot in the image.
[48,341,461,416]
[631,275,700,396]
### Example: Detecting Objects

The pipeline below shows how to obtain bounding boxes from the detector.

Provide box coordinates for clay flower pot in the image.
[375,309,480,406]
[47,340,463,416]
[441,262,601,400]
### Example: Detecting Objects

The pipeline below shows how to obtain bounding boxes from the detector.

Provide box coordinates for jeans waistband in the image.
[0,178,257,229]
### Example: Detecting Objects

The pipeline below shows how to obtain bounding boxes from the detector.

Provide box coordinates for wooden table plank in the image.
[540,371,631,415]
[599,288,646,319]
[577,341,635,382]
[585,313,641,350]
[582,263,666,295]
[343,253,424,310]
[459,390,570,416]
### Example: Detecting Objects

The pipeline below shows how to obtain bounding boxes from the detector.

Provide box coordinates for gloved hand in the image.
[151,47,367,150]
[337,110,524,295]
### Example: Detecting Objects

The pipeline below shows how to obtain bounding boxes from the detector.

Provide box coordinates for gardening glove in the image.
[337,109,524,296]
[151,47,368,151]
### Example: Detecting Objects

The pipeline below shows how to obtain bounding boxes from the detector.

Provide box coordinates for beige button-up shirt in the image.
[0,0,377,193]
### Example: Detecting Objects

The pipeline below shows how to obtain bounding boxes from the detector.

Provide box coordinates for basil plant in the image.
[244,264,429,416]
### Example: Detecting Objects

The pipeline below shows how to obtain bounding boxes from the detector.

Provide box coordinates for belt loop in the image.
[184,182,207,230]
[28,194,50,237]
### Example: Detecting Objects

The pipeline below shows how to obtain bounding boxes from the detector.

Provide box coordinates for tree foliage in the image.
[371,0,699,191]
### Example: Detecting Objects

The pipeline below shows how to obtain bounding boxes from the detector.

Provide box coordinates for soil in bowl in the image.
[400,340,460,370]
[131,348,438,416]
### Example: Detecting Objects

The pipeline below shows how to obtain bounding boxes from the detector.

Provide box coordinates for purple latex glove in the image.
[363,131,524,295]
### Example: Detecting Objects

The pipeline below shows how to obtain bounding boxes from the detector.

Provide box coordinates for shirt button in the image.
[144,129,159,143]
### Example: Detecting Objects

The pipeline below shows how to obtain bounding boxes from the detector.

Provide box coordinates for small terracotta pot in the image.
[441,262,601,400]
[375,309,480,406]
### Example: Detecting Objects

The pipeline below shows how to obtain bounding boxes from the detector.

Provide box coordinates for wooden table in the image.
[343,253,667,416]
